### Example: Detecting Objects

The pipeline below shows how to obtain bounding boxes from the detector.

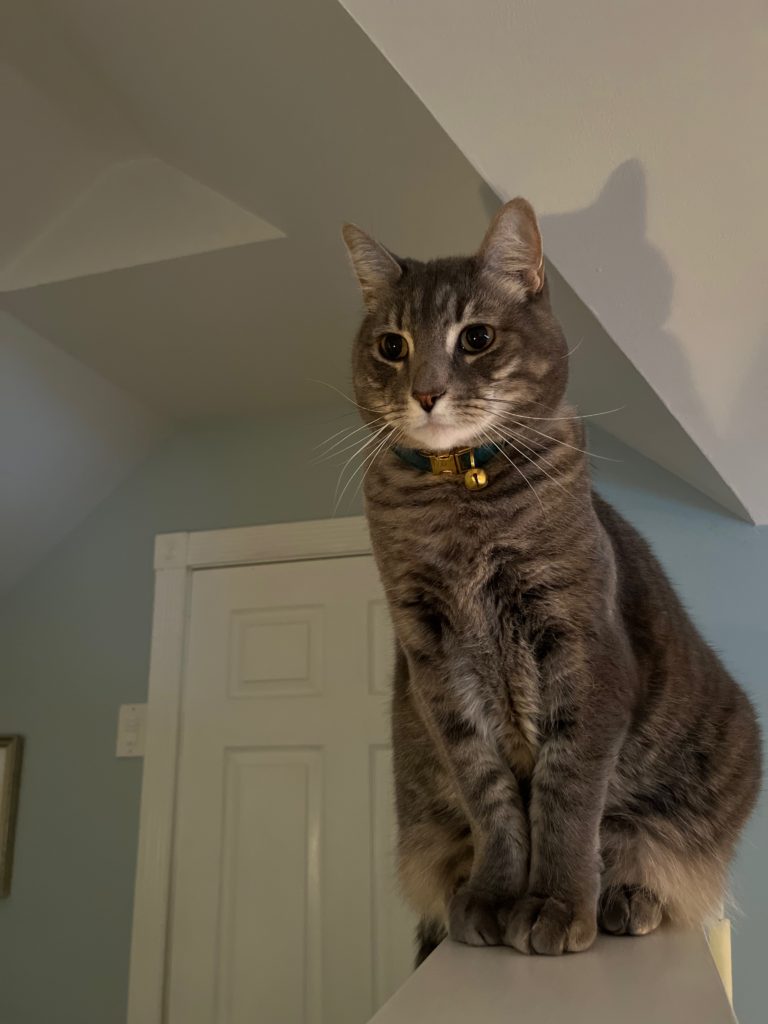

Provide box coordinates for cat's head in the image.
[343,199,568,452]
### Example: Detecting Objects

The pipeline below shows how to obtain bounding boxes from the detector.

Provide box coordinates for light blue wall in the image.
[0,414,764,1023]
[0,412,364,1024]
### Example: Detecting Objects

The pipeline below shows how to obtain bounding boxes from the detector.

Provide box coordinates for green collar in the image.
[393,443,500,491]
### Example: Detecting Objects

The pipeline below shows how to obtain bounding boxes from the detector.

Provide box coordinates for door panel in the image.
[167,555,414,1024]
[217,748,323,1024]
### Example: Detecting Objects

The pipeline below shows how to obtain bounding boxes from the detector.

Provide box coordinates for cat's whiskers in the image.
[314,418,391,463]
[561,336,585,360]
[317,407,361,424]
[313,415,388,454]
[492,422,567,481]
[476,401,619,461]
[495,414,622,463]
[477,397,625,422]
[480,427,546,516]
[490,423,574,500]
[307,377,384,415]
[331,424,393,505]
[334,424,398,514]
[352,426,405,507]
[524,395,626,419]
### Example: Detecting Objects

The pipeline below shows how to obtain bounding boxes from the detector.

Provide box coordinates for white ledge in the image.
[369,928,735,1024]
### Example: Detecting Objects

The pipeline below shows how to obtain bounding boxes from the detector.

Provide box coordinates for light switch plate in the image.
[116,703,147,758]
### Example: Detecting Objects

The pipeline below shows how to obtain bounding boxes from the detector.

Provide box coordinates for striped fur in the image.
[343,201,761,960]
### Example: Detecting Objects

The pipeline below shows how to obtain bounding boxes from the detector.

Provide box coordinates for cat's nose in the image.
[412,390,445,413]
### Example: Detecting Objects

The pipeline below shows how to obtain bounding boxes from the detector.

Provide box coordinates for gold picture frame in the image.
[0,735,24,898]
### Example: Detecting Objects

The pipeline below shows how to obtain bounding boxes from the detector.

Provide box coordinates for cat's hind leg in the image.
[598,825,665,937]
[599,819,728,934]
[598,884,663,936]
[397,818,475,944]
[415,918,447,967]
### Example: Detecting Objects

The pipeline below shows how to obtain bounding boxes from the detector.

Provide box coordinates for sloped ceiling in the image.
[0,158,284,291]
[0,0,761,595]
[338,0,768,523]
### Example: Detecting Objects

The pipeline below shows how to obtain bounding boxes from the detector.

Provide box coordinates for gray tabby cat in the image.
[342,199,761,962]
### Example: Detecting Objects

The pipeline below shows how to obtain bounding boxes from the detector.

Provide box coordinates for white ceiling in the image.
[0,0,761,594]
[339,0,768,522]
[0,157,284,291]
[0,0,500,421]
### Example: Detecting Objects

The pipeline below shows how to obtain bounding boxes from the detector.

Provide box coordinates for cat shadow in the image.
[481,161,752,521]
[725,329,768,502]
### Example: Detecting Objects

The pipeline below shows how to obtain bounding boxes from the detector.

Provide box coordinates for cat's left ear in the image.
[342,224,403,309]
[478,198,545,296]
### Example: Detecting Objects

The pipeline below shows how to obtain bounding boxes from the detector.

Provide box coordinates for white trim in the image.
[153,531,190,570]
[127,516,371,1024]
[184,515,371,569]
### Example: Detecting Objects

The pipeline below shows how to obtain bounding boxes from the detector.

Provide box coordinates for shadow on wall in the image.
[730,330,768,471]
[482,160,753,522]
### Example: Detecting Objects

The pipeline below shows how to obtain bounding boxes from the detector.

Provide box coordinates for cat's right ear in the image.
[342,224,403,310]
[478,198,545,297]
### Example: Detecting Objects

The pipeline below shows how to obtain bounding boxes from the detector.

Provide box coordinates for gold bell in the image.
[464,466,488,491]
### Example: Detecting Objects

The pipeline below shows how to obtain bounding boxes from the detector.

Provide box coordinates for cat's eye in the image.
[379,333,408,361]
[459,324,495,354]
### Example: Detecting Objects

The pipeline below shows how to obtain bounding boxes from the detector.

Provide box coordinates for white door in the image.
[166,555,415,1024]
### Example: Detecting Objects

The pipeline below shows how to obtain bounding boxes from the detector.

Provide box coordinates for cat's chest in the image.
[378,528,536,643]
[384,538,545,773]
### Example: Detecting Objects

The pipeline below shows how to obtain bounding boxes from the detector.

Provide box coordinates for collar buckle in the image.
[426,448,471,476]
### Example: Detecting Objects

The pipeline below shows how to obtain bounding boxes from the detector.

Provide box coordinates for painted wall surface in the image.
[0,414,765,1023]
[0,311,166,595]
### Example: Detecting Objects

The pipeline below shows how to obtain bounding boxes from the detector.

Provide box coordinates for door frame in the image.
[127,516,372,1024]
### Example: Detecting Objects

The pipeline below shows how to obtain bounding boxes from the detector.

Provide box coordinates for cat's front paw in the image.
[448,886,508,946]
[501,894,597,955]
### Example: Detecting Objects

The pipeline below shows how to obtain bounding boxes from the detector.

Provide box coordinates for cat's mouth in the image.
[400,404,492,453]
